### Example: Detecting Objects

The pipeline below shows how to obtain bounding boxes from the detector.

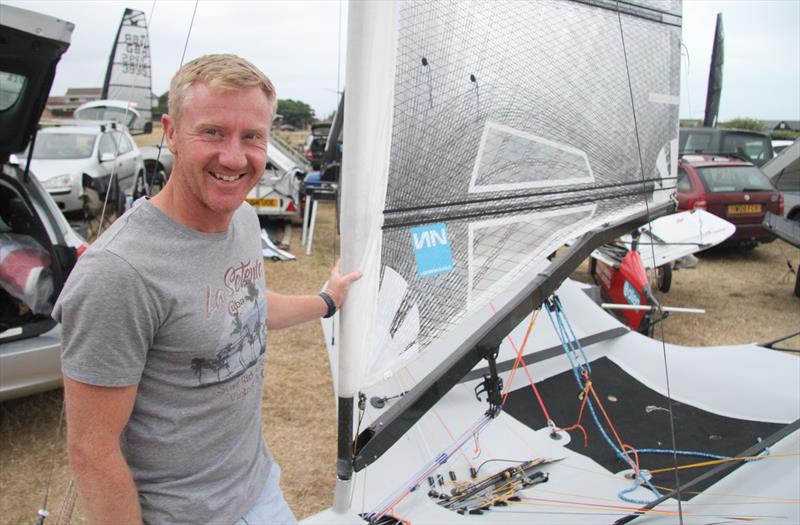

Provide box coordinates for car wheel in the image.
[81,178,122,242]
[655,263,672,293]
[143,163,167,196]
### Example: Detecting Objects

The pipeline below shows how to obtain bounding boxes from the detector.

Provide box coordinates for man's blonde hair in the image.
[168,53,277,123]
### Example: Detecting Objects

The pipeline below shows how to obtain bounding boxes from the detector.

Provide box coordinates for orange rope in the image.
[556,382,591,447]
[489,305,554,427]
[584,374,640,473]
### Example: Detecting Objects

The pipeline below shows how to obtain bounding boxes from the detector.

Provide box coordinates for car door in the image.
[112,131,137,192]
[97,131,119,179]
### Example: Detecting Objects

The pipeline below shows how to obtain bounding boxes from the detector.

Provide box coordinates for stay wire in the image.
[615,3,684,519]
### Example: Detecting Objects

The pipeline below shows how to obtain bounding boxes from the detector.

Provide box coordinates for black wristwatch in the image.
[318,291,337,318]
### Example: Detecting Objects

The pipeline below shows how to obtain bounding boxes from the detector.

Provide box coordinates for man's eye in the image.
[205,129,219,136]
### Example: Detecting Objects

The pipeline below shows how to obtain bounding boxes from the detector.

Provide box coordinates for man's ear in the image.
[162,114,177,155]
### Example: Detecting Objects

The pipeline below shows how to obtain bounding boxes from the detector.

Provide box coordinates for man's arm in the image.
[64,376,142,525]
[267,259,361,330]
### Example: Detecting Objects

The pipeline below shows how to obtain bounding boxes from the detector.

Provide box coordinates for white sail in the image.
[341,0,682,390]
[317,1,800,523]
[101,8,152,134]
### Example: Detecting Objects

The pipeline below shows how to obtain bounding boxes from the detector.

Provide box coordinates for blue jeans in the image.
[235,463,297,525]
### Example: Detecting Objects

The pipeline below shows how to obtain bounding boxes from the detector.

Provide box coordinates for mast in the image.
[703,13,724,128]
[334,0,397,512]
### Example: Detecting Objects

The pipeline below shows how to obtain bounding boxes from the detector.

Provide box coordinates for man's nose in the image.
[218,138,248,171]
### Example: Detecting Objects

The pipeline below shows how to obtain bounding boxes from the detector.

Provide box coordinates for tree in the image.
[153,91,169,118]
[277,99,315,128]
[719,118,765,131]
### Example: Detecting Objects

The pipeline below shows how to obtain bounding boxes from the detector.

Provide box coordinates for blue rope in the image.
[545,296,772,505]
[546,296,662,502]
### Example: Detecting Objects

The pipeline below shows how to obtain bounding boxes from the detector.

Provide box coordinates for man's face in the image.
[163,82,271,224]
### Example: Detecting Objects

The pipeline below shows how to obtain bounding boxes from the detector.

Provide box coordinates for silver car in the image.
[24,122,144,218]
[1,4,86,401]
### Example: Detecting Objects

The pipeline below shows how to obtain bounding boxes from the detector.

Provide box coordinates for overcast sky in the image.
[6,0,799,121]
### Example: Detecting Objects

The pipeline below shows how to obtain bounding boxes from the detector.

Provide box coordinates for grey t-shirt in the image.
[54,200,272,524]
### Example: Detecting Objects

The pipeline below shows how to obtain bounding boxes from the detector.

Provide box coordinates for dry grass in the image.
[1,202,798,524]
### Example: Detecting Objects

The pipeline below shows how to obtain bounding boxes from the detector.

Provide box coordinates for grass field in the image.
[1,182,798,523]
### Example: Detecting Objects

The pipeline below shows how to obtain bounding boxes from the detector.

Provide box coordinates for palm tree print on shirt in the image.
[190,276,267,387]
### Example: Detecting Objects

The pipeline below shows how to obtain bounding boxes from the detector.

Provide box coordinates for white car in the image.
[245,141,306,219]
[23,122,144,218]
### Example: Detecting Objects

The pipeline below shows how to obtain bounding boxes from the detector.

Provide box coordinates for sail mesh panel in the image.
[377,0,681,355]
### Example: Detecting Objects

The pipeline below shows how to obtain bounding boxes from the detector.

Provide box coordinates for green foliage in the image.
[771,130,800,141]
[719,117,765,131]
[153,91,168,118]
[277,99,315,128]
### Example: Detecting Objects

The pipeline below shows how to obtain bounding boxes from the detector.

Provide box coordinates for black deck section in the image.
[504,357,784,500]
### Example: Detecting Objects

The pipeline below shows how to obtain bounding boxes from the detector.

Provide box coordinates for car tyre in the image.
[655,263,672,293]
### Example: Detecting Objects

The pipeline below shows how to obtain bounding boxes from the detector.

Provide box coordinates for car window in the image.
[75,105,138,128]
[676,168,692,192]
[0,71,26,111]
[696,166,774,193]
[720,134,772,164]
[28,133,95,159]
[98,132,119,157]
[114,131,133,154]
[683,132,711,153]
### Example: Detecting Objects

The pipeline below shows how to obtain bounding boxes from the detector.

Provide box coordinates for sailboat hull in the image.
[310,279,800,524]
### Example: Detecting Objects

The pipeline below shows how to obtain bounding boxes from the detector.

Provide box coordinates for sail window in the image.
[467,204,596,305]
[0,72,26,112]
[469,121,595,193]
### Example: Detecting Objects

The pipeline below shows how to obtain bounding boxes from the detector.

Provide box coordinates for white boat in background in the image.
[302,1,800,523]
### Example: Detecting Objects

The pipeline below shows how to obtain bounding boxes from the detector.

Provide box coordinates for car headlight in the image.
[43,174,75,188]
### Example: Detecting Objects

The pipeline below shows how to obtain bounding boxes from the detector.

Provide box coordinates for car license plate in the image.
[727,203,761,215]
[246,197,280,208]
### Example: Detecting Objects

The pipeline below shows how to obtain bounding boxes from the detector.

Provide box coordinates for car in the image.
[679,127,775,167]
[245,141,307,220]
[139,143,172,195]
[676,155,783,247]
[303,122,331,170]
[20,122,145,220]
[74,98,152,135]
[1,4,88,401]
[762,139,800,221]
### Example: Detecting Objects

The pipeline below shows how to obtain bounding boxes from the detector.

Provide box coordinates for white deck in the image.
[310,279,800,524]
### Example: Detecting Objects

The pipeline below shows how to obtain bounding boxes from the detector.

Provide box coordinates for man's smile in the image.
[209,171,246,182]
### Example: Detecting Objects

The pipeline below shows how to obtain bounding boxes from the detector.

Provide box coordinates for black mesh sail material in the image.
[369,0,682,374]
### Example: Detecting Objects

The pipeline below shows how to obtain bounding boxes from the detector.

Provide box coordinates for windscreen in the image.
[697,166,774,192]
[27,133,95,159]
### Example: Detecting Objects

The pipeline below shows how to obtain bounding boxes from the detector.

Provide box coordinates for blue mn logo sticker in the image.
[410,223,454,279]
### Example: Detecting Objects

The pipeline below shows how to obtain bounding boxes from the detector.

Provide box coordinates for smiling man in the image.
[54,54,360,525]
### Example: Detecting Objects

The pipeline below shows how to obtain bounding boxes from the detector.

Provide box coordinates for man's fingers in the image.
[343,271,362,284]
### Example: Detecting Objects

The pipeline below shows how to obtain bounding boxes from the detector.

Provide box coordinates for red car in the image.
[677,155,783,247]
